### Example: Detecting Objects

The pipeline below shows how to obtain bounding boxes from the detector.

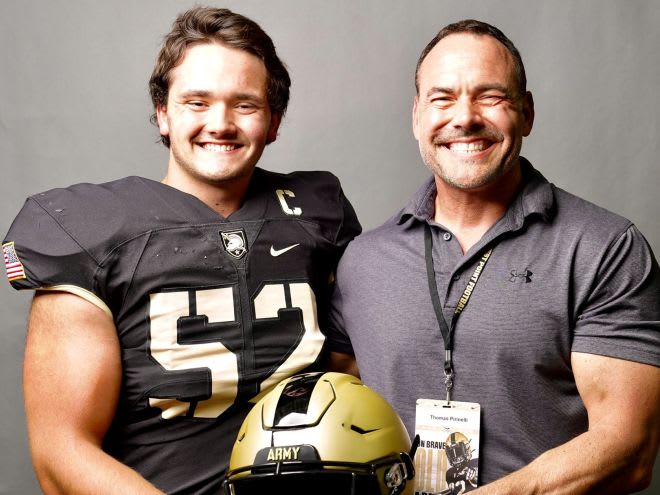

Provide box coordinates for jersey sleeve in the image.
[334,186,362,250]
[572,224,660,367]
[290,170,361,249]
[305,171,360,349]
[3,197,108,314]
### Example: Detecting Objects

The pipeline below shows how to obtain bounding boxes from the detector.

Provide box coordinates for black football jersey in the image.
[3,168,361,494]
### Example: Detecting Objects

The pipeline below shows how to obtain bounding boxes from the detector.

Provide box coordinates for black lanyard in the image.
[424,223,493,402]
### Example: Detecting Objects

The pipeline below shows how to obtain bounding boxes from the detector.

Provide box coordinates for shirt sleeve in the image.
[572,224,660,367]
[3,197,109,314]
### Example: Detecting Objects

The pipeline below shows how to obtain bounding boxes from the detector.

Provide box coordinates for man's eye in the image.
[187,101,207,109]
[479,95,505,105]
[430,97,453,107]
[236,103,257,112]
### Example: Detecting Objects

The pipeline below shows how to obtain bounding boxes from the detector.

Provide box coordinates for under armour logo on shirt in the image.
[509,269,533,283]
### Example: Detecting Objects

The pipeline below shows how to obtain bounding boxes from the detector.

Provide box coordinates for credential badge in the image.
[220,230,248,259]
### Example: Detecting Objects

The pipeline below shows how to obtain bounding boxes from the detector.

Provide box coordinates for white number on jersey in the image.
[148,282,323,419]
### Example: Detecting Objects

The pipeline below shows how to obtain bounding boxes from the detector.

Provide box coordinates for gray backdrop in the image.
[1,1,658,493]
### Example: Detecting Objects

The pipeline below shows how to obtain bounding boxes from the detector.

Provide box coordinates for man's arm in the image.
[24,291,164,494]
[474,352,660,495]
[324,351,360,378]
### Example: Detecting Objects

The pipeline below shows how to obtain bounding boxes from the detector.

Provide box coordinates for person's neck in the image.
[433,165,522,254]
[162,167,253,218]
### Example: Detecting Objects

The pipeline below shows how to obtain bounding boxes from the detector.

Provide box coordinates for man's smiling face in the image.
[413,33,534,191]
[157,42,280,190]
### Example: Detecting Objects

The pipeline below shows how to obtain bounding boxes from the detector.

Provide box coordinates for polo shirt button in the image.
[443,232,452,241]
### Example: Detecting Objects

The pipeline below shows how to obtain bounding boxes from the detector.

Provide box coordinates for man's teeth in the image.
[203,143,238,152]
[447,141,488,153]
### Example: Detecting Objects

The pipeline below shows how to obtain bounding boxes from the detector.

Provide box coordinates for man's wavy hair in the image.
[415,19,527,97]
[149,6,291,147]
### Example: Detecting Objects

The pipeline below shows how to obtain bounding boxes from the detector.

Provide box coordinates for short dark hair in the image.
[415,19,527,96]
[149,6,291,147]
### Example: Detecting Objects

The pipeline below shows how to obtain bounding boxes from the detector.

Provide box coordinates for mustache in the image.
[432,128,503,146]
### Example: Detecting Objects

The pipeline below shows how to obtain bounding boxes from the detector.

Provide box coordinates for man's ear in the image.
[412,95,420,141]
[266,112,282,144]
[156,104,170,138]
[521,91,534,137]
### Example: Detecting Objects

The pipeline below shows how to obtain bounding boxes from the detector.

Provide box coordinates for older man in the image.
[327,20,659,495]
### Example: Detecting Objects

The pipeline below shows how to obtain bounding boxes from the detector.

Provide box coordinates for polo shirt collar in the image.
[397,157,555,230]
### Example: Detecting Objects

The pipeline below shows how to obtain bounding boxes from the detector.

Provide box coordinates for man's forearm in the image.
[33,437,164,495]
[472,425,654,495]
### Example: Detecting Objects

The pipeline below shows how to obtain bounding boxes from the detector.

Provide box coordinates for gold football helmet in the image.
[444,431,472,469]
[224,372,416,494]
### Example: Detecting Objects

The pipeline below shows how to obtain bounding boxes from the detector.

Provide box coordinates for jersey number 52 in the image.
[147,282,323,419]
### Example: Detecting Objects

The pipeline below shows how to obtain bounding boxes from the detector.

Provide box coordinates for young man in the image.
[3,7,360,494]
[327,20,659,494]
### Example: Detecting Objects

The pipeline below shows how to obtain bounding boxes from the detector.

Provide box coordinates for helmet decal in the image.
[273,372,324,427]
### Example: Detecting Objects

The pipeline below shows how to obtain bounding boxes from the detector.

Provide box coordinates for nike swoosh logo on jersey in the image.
[270,244,300,257]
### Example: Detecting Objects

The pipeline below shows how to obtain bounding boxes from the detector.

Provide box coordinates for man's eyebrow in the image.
[176,90,265,103]
[176,89,213,99]
[474,83,514,96]
[425,86,454,98]
[233,93,266,103]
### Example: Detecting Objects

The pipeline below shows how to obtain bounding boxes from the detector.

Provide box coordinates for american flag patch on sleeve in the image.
[3,242,26,281]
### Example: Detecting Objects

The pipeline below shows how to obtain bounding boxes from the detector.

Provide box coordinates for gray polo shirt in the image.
[327,159,659,484]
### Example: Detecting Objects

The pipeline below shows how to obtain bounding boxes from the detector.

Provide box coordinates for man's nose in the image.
[450,98,484,130]
[205,104,237,135]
